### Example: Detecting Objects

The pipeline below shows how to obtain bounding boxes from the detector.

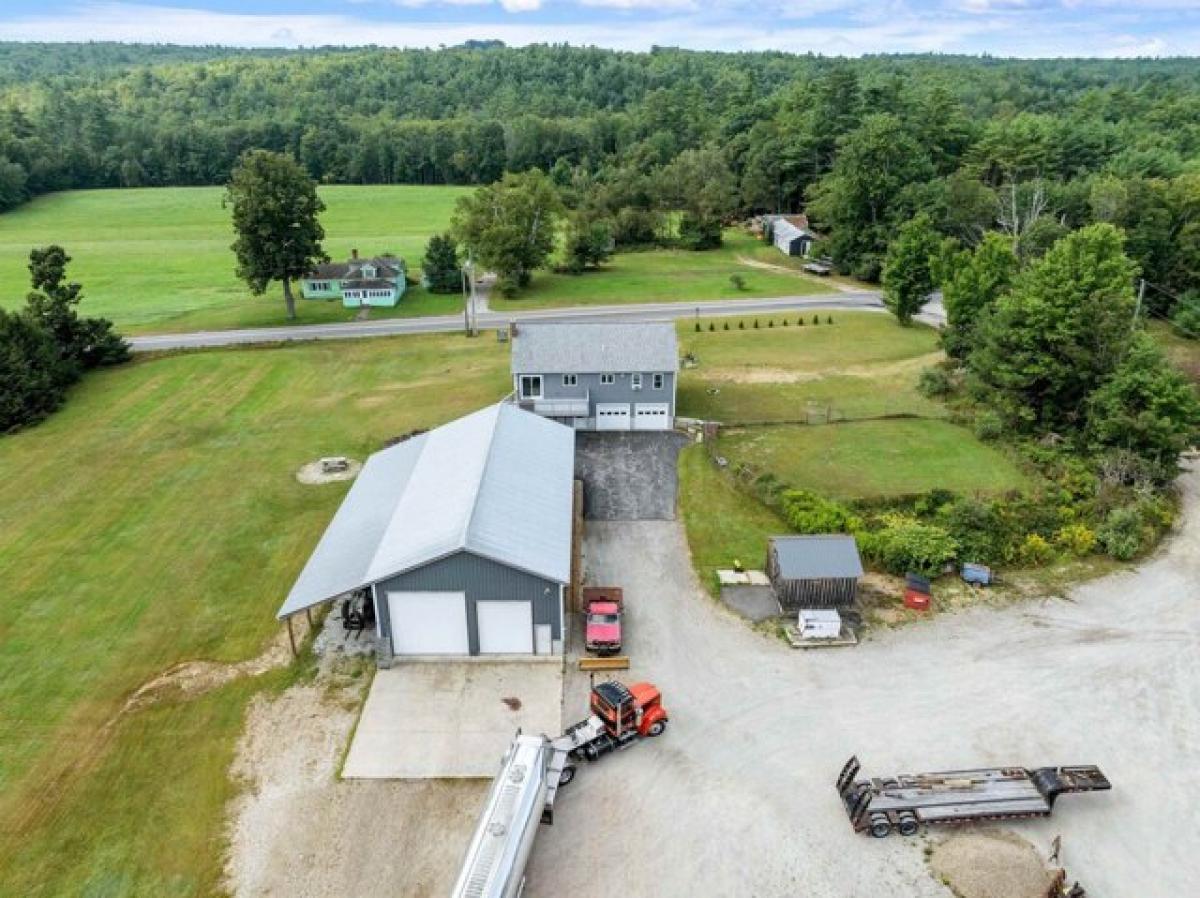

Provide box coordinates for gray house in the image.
[767,535,863,610]
[276,403,574,664]
[510,322,679,431]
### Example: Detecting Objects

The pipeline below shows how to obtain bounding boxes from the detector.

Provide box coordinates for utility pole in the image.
[461,254,471,336]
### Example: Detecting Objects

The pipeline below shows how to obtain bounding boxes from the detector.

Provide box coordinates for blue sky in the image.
[0,1,1197,57]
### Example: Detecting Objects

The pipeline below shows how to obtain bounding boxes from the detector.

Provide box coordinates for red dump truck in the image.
[583,586,624,656]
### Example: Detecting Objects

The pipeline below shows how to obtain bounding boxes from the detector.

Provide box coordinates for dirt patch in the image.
[703,352,942,385]
[119,618,309,719]
[930,831,1057,898]
[223,673,486,898]
[296,458,363,485]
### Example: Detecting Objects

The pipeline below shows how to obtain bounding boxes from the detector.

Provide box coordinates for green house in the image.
[301,250,407,308]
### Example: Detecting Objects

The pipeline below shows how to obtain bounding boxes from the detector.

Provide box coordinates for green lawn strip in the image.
[717,419,1031,500]
[488,231,834,312]
[0,333,510,891]
[0,185,471,333]
[675,313,945,423]
[1152,320,1200,383]
[677,443,787,597]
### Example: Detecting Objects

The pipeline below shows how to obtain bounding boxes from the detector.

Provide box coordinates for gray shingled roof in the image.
[510,322,679,375]
[276,404,574,619]
[770,535,863,580]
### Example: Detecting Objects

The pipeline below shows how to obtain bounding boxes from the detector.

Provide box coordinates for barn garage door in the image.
[476,601,534,654]
[596,403,631,431]
[388,591,469,655]
[634,403,671,430]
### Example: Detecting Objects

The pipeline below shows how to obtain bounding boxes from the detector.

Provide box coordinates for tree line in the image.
[1,44,1197,303]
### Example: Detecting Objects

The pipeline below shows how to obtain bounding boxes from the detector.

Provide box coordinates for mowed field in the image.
[0,185,472,333]
[489,229,835,312]
[673,314,1032,591]
[0,334,510,897]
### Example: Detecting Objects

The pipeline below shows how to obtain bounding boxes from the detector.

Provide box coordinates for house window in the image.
[519,375,543,399]
[631,373,642,390]
[562,374,578,387]
[653,373,665,390]
[600,374,615,385]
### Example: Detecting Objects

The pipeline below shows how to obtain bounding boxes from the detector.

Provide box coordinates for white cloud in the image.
[0,1,1196,56]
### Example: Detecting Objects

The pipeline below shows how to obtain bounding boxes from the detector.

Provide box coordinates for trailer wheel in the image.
[646,720,667,737]
[898,815,919,837]
[559,765,576,786]
[869,815,892,839]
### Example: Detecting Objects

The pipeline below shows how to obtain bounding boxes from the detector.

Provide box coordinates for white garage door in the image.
[634,403,671,430]
[476,601,534,654]
[388,591,469,655]
[596,403,631,431]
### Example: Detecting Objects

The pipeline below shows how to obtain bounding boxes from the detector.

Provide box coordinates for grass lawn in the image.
[488,230,835,312]
[676,313,946,423]
[0,185,471,334]
[678,443,787,596]
[717,419,1031,500]
[0,333,510,896]
[1153,320,1200,383]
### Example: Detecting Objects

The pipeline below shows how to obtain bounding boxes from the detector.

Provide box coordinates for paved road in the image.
[128,291,889,352]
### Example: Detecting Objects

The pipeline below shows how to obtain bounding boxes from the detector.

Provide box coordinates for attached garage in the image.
[388,592,470,655]
[277,403,574,664]
[634,403,672,430]
[476,600,534,654]
[596,403,632,430]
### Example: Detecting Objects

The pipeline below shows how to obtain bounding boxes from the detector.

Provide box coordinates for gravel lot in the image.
[527,468,1200,898]
[228,467,1200,898]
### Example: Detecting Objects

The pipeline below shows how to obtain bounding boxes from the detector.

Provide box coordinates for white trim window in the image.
[631,373,643,390]
[600,373,615,385]
[652,373,665,390]
[562,374,578,386]
[519,375,543,399]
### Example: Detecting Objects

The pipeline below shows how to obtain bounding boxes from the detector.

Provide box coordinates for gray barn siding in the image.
[767,547,858,609]
[519,371,676,420]
[374,550,563,655]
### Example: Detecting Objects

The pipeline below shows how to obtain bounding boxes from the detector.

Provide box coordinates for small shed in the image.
[766,535,863,610]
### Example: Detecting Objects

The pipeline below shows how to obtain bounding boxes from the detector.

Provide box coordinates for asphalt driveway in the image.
[574,431,689,521]
[525,470,1200,898]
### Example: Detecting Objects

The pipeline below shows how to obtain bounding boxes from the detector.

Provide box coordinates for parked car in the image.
[583,586,624,655]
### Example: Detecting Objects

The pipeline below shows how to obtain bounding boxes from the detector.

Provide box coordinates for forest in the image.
[0,43,1198,303]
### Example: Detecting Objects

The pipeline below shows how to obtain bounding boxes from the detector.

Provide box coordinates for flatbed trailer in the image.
[837,755,1110,838]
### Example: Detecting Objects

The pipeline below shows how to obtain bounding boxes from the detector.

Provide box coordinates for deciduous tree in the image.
[225,150,327,320]
[881,213,941,325]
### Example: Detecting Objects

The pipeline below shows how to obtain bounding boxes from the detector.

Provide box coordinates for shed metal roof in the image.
[276,403,574,618]
[773,219,815,243]
[510,322,679,375]
[770,535,863,580]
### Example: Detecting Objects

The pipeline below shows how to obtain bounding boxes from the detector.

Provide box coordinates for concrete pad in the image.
[720,584,781,622]
[342,661,564,779]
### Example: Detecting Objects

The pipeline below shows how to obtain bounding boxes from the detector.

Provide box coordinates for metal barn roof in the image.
[773,219,815,243]
[277,404,574,619]
[770,535,864,580]
[510,322,679,375]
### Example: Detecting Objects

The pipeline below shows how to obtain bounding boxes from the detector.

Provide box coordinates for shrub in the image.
[1018,533,1055,566]
[753,319,760,328]
[782,318,788,326]
[708,321,715,332]
[1098,506,1147,560]
[917,366,953,398]
[768,319,774,328]
[723,321,730,330]
[780,489,860,534]
[695,321,701,332]
[730,274,746,291]
[973,409,1004,441]
[938,497,1008,564]
[812,315,820,325]
[827,315,833,324]
[1055,523,1097,557]
[1170,290,1200,339]
[797,317,805,326]
[738,320,745,330]
[858,514,958,576]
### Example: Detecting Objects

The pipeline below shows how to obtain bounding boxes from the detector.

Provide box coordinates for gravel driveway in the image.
[525,469,1200,898]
